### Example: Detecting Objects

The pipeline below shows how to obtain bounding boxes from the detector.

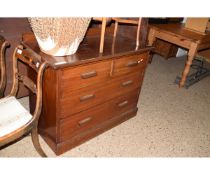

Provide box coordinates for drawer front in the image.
[59,90,139,142]
[61,60,111,92]
[60,71,144,118]
[112,52,148,77]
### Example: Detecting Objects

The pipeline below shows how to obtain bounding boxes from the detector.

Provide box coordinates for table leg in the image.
[147,28,156,46]
[179,42,198,87]
[147,28,156,63]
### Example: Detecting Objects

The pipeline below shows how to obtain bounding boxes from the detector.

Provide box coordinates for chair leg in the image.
[113,21,118,38]
[99,17,107,53]
[135,18,142,49]
[31,127,47,157]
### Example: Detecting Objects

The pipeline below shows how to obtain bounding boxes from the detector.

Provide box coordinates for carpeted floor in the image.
[1,54,210,157]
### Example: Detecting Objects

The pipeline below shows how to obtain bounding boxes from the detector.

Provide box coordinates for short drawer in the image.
[59,90,139,142]
[59,71,144,118]
[112,52,149,77]
[61,60,111,91]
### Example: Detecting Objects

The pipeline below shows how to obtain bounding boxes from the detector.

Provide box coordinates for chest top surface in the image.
[22,33,152,69]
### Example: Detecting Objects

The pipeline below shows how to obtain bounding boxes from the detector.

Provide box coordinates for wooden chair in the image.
[112,18,142,49]
[0,35,9,98]
[92,17,142,53]
[92,17,112,53]
[0,44,48,157]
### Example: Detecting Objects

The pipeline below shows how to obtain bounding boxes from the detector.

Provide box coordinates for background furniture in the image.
[148,23,210,87]
[0,44,47,157]
[92,17,112,53]
[153,39,178,59]
[0,18,32,97]
[112,18,142,49]
[185,18,210,33]
[92,17,143,53]
[148,18,183,59]
[0,35,9,97]
[24,24,152,155]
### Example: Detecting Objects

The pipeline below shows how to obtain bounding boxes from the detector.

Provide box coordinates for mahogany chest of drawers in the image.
[24,33,152,155]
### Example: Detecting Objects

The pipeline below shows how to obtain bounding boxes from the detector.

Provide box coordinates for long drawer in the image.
[59,89,139,142]
[61,60,111,92]
[112,52,148,77]
[59,71,144,118]
[60,52,148,93]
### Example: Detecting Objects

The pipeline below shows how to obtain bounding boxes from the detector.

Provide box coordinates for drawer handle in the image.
[122,80,133,87]
[127,59,144,67]
[118,100,128,107]
[78,117,92,126]
[81,70,97,79]
[80,94,95,102]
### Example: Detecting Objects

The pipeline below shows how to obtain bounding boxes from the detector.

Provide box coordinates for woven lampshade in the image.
[28,17,91,56]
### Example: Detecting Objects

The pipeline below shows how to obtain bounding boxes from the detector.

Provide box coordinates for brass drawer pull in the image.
[80,94,95,102]
[122,80,133,87]
[78,117,92,126]
[127,59,144,67]
[118,100,128,107]
[81,70,97,79]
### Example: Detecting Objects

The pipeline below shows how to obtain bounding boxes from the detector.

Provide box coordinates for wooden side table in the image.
[148,23,210,87]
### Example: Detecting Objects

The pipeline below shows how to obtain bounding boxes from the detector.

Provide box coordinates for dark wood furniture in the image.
[148,23,210,87]
[0,18,32,97]
[0,35,9,97]
[92,17,144,53]
[0,44,47,157]
[148,18,183,59]
[154,39,178,59]
[23,29,152,155]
